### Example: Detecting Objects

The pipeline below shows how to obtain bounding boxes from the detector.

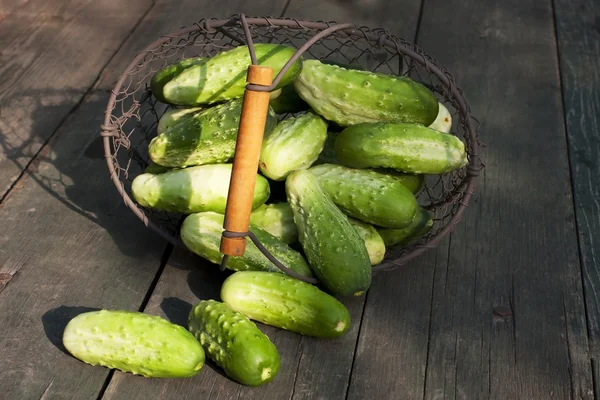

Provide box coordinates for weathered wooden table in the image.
[1,0,598,398]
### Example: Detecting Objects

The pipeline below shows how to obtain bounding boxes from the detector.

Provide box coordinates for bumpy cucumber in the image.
[428,102,452,133]
[149,98,277,168]
[156,107,204,135]
[151,57,206,103]
[376,207,433,247]
[131,163,269,214]
[221,271,351,338]
[180,211,313,277]
[347,217,385,265]
[293,59,438,127]
[188,300,279,386]
[259,112,328,181]
[249,203,298,245]
[308,164,418,229]
[163,44,303,105]
[269,84,309,114]
[335,122,468,174]
[372,168,425,194]
[286,170,372,297]
[62,310,204,378]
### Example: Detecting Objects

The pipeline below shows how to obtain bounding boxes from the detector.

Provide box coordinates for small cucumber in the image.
[163,44,303,105]
[347,217,385,265]
[188,300,279,386]
[335,122,468,174]
[62,310,204,378]
[376,207,433,247]
[428,102,452,133]
[249,202,298,244]
[308,164,418,229]
[259,112,328,181]
[180,211,313,278]
[286,169,372,297]
[293,59,439,127]
[221,271,351,338]
[149,98,277,168]
[151,57,206,103]
[131,163,270,214]
[156,107,204,135]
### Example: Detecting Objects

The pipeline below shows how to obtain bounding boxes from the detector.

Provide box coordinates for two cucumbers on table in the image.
[66,43,467,385]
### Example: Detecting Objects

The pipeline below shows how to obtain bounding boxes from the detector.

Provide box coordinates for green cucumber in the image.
[144,162,173,174]
[259,112,328,181]
[372,168,425,194]
[180,211,313,277]
[188,300,279,386]
[151,57,206,103]
[293,59,438,127]
[347,217,385,265]
[148,98,277,168]
[428,102,452,133]
[156,107,204,135]
[131,163,270,214]
[221,271,351,338]
[62,310,204,378]
[269,84,309,114]
[335,122,468,174]
[249,202,298,245]
[376,207,433,247]
[308,164,418,229]
[163,44,303,105]
[286,169,372,297]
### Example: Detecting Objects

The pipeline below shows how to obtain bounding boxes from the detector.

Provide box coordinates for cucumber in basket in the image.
[162,44,303,105]
[180,211,314,278]
[156,106,204,135]
[376,207,434,247]
[249,202,298,245]
[131,163,270,214]
[63,310,205,378]
[293,59,439,127]
[150,57,206,103]
[188,300,280,386]
[221,271,351,338]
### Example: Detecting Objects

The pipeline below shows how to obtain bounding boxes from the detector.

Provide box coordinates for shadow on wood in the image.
[41,305,101,356]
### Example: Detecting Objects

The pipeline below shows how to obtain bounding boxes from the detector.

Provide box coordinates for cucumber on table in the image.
[259,112,328,181]
[335,121,468,174]
[188,300,280,386]
[131,163,270,214]
[286,169,372,297]
[221,271,351,338]
[62,310,205,378]
[293,59,439,127]
[309,163,418,229]
[163,44,303,105]
[150,57,206,103]
[148,98,277,168]
[180,211,313,278]
[249,202,298,245]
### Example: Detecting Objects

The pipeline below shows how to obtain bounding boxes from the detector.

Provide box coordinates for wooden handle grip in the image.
[220,65,274,257]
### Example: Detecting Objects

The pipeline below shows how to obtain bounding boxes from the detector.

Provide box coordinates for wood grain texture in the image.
[281,1,428,399]
[0,90,168,399]
[0,0,152,200]
[412,0,590,398]
[554,0,600,358]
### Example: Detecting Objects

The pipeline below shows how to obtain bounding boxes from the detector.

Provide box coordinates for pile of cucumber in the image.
[62,43,468,385]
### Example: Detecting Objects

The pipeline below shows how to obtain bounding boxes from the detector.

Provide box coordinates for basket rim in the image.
[101,15,482,272]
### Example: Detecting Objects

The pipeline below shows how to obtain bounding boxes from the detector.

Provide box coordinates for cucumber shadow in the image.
[42,305,101,356]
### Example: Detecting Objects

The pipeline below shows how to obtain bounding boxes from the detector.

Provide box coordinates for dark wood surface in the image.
[0,0,598,398]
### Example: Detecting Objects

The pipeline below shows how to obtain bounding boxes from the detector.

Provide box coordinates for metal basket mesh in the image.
[102,16,483,271]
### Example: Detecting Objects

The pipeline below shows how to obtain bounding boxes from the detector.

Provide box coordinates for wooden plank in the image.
[0,90,168,399]
[279,1,431,399]
[554,0,600,358]
[0,0,152,200]
[363,0,592,398]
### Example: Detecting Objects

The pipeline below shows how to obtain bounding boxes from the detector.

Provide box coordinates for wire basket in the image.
[101,16,483,273]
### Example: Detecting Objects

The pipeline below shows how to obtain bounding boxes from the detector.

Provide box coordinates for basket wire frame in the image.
[101,15,484,277]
